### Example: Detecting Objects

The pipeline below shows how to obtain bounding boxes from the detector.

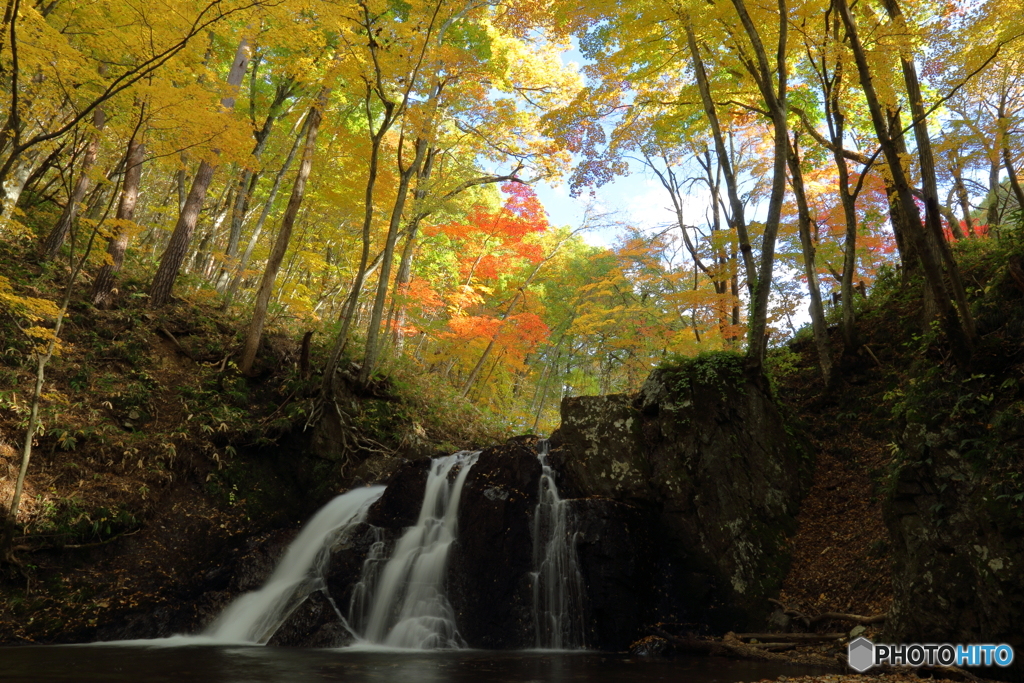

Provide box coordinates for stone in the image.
[884,425,1024,681]
[268,590,348,647]
[363,458,430,529]
[548,353,811,632]
[448,440,542,649]
[570,497,656,650]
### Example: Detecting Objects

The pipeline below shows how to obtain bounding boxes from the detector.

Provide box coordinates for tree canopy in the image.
[1,0,1022,438]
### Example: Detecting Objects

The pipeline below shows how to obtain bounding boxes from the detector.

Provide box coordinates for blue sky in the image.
[528,44,714,248]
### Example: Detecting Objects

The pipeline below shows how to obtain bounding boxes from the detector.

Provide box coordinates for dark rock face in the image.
[449,440,542,649]
[324,522,384,611]
[885,424,1024,680]
[570,498,656,649]
[268,590,349,647]
[270,521,395,647]
[549,355,811,633]
[364,459,430,529]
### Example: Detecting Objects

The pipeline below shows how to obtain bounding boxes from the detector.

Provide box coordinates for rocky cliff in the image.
[548,353,812,634]
[884,422,1024,679]
[266,352,812,649]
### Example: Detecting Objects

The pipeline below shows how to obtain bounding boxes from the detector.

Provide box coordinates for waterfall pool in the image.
[0,644,835,682]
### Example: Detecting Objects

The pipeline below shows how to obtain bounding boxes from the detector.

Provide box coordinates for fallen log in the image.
[769,598,886,628]
[650,627,774,660]
[747,642,797,652]
[736,632,847,642]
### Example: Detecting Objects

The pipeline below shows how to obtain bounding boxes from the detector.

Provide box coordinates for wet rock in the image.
[364,458,430,529]
[448,440,542,649]
[570,497,656,650]
[323,522,385,610]
[269,590,349,647]
[549,394,649,502]
[549,353,811,633]
[630,635,670,656]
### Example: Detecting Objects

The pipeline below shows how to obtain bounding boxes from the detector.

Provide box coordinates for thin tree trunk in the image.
[950,153,975,236]
[322,88,396,391]
[837,0,973,361]
[216,80,296,291]
[221,113,308,310]
[985,155,1002,230]
[787,136,832,384]
[2,208,104,565]
[40,108,106,260]
[881,0,975,344]
[726,0,790,369]
[683,19,757,295]
[91,136,145,308]
[359,137,428,384]
[239,102,323,374]
[148,38,250,307]
[384,146,437,352]
[1003,146,1024,215]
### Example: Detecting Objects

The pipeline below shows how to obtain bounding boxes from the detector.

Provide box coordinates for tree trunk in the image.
[950,153,975,236]
[40,109,106,260]
[359,137,428,385]
[147,38,250,307]
[725,0,790,369]
[1003,146,1024,217]
[787,136,832,385]
[91,136,145,308]
[216,81,295,292]
[836,0,973,362]
[683,19,757,295]
[1,154,36,219]
[239,102,323,374]
[384,146,437,352]
[882,0,975,344]
[322,89,396,391]
[221,114,308,310]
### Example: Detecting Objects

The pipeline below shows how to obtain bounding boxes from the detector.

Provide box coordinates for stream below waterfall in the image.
[0,644,834,682]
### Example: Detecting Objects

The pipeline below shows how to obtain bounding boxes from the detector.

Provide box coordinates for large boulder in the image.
[885,423,1024,681]
[549,352,811,632]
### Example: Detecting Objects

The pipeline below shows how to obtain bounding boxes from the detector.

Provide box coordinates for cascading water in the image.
[204,485,384,644]
[531,439,585,649]
[348,451,479,649]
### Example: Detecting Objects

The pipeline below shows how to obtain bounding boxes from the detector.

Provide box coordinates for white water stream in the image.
[204,485,384,644]
[348,451,480,649]
[532,439,585,649]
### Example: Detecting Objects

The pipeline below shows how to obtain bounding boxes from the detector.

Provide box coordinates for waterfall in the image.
[348,451,479,649]
[204,485,384,644]
[532,439,585,649]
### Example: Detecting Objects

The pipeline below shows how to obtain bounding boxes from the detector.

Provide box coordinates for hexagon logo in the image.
[848,637,875,672]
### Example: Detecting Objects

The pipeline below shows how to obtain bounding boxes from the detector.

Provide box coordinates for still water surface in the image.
[0,644,832,683]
